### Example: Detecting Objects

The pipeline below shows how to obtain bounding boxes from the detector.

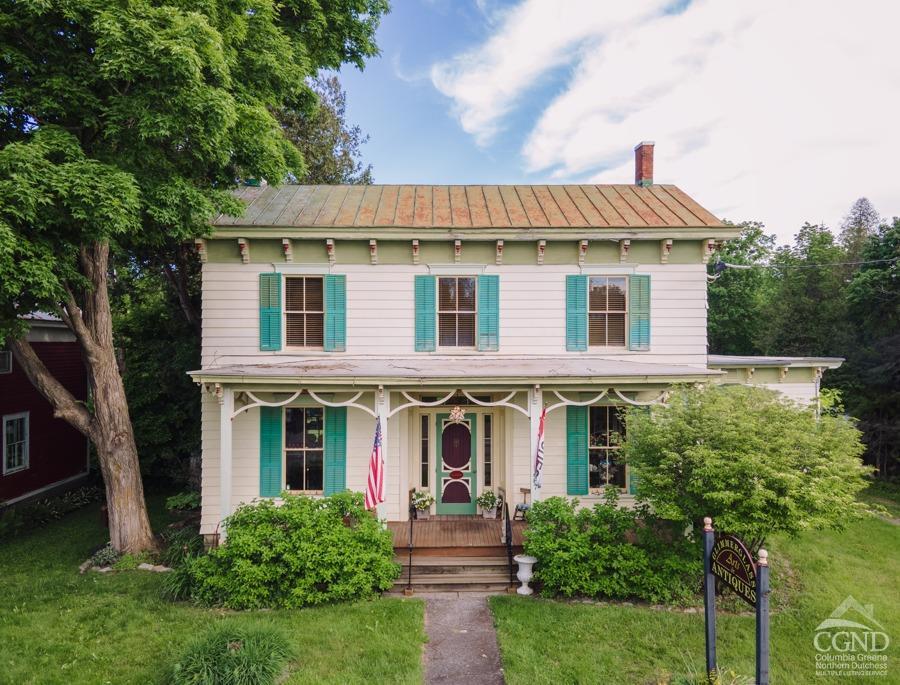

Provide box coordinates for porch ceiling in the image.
[188,355,722,386]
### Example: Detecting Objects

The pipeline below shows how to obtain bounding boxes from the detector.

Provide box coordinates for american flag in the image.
[365,417,384,510]
[533,407,546,489]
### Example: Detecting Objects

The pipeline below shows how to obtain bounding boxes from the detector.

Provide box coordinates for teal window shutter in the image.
[628,275,651,351]
[628,469,640,496]
[324,407,347,495]
[324,275,347,352]
[259,406,283,497]
[259,273,282,351]
[477,275,500,351]
[414,275,436,352]
[566,405,589,495]
[565,275,588,351]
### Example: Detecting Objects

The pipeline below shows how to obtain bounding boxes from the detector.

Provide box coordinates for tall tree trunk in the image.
[10,240,156,553]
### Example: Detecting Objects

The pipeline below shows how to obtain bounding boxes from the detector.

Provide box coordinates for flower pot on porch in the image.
[415,509,430,520]
[482,507,497,519]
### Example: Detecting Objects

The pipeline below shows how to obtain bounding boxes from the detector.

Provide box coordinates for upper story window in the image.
[3,412,29,475]
[589,405,624,490]
[285,276,324,347]
[589,276,627,347]
[285,407,324,493]
[438,276,476,347]
[0,350,11,374]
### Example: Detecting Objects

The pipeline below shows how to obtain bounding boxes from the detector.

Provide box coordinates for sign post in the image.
[703,517,771,685]
[703,517,717,678]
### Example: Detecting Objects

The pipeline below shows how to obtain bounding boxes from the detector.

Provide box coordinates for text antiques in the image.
[703,517,771,685]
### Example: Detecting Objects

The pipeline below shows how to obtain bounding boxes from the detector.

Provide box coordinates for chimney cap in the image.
[634,140,655,150]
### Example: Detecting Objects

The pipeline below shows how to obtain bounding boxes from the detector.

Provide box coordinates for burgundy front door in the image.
[436,416,476,514]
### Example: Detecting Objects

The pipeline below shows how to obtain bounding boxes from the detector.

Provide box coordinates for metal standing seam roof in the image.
[213,184,723,229]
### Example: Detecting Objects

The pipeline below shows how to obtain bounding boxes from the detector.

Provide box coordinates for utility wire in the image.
[714,256,899,272]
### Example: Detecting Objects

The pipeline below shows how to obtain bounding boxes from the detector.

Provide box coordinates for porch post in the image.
[376,386,390,521]
[218,385,234,541]
[529,384,543,502]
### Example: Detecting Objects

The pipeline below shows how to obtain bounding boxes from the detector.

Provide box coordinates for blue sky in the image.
[337,1,899,242]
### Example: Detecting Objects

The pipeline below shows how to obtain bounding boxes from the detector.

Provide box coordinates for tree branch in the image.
[8,337,94,438]
[162,250,201,334]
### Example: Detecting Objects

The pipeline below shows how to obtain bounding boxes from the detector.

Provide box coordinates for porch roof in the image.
[189,355,722,386]
[707,354,844,369]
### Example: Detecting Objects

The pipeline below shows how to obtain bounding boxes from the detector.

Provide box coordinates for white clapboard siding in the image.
[762,382,818,406]
[201,262,708,367]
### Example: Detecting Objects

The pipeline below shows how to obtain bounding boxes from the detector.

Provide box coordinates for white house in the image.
[189,142,841,544]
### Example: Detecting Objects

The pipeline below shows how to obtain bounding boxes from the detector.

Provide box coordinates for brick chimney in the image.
[634,141,654,187]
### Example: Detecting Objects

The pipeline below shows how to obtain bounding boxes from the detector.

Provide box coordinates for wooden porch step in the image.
[391,571,516,593]
[395,555,513,575]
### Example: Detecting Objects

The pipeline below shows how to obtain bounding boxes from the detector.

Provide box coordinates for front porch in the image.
[387,516,527,555]
[190,355,722,539]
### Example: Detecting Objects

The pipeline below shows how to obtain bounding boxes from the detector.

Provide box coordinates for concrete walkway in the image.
[423,593,505,685]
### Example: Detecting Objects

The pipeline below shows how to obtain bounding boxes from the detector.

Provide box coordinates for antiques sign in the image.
[710,534,757,607]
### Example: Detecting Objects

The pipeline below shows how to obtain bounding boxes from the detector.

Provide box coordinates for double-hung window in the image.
[589,276,627,347]
[3,412,29,475]
[285,276,324,347]
[589,406,625,489]
[285,407,324,492]
[438,276,477,347]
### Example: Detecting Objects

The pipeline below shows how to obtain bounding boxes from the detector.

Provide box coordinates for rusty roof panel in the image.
[355,185,382,226]
[449,186,472,227]
[413,186,433,227]
[213,184,722,229]
[374,185,399,225]
[432,185,452,226]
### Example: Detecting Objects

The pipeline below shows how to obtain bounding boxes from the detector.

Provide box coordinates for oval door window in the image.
[441,423,471,469]
[450,470,463,479]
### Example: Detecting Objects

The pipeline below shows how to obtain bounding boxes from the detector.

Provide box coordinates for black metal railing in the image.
[406,501,416,594]
[503,498,515,585]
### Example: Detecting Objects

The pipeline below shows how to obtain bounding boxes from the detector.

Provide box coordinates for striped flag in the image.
[533,407,546,489]
[365,417,384,510]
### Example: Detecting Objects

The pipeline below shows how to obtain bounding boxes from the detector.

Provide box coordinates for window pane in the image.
[588,313,607,346]
[285,409,304,448]
[589,407,606,448]
[608,278,627,311]
[608,454,626,488]
[608,313,626,346]
[286,452,304,490]
[305,313,324,346]
[458,278,476,311]
[483,415,492,487]
[305,451,324,490]
[438,278,456,310]
[589,451,602,489]
[608,408,625,444]
[457,313,476,346]
[420,415,429,487]
[439,313,457,346]
[286,313,304,346]
[285,278,304,311]
[305,408,324,448]
[589,277,607,310]
[305,277,323,310]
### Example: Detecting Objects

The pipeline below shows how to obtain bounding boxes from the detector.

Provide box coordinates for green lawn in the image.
[0,497,425,685]
[491,504,900,684]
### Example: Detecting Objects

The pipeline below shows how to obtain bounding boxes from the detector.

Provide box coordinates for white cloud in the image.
[432,0,900,241]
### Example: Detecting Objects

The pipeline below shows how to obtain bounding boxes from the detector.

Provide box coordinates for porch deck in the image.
[387,516,527,554]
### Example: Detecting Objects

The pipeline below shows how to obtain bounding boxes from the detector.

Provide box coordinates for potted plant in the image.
[411,490,434,519]
[477,490,498,519]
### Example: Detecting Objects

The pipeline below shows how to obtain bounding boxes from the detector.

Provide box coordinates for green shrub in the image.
[166,491,201,512]
[114,551,153,570]
[622,384,869,546]
[186,491,399,609]
[524,491,701,603]
[159,526,205,567]
[171,622,293,685]
[90,542,121,568]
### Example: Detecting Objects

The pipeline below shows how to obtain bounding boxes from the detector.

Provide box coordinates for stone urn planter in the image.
[513,554,537,595]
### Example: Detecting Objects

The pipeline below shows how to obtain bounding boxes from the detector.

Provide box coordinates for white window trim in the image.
[282,405,325,495]
[437,275,478,350]
[0,350,11,374]
[2,412,30,475]
[587,275,629,349]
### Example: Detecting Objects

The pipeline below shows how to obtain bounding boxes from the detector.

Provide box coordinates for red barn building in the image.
[1,315,89,506]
